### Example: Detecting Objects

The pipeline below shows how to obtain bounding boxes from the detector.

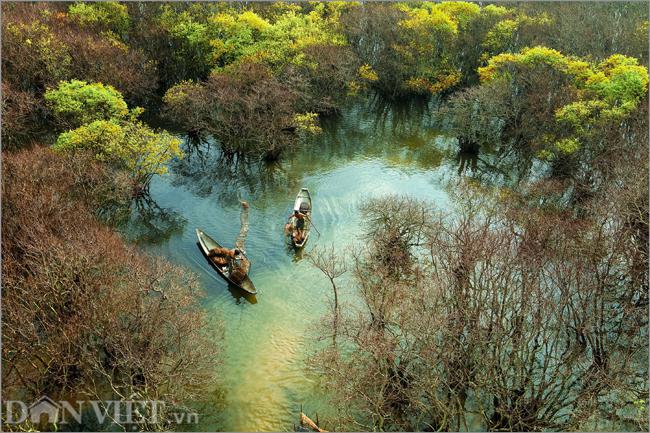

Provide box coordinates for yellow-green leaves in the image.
[555,100,608,130]
[477,46,648,162]
[54,119,124,154]
[45,80,129,127]
[399,7,458,38]
[482,19,518,55]
[6,21,72,83]
[238,11,271,32]
[436,1,480,27]
[205,7,345,72]
[405,72,460,94]
[294,112,322,134]
[554,138,580,155]
[556,54,648,129]
[479,46,574,82]
[53,119,182,182]
[68,2,130,34]
[358,64,379,82]
[162,80,202,107]
[588,55,649,105]
[479,48,648,107]
[49,79,182,185]
[480,12,552,60]
[394,3,462,94]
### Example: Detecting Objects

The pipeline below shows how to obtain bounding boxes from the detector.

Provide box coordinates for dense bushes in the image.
[163,62,319,160]
[46,80,182,193]
[0,2,156,144]
[444,47,648,174]
[45,79,129,127]
[1,2,156,99]
[2,147,220,430]
[2,1,647,159]
[311,187,648,431]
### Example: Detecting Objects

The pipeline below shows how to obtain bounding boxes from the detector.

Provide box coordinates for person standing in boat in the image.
[207,201,251,284]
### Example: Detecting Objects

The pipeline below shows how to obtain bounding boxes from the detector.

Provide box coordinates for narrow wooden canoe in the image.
[196,228,257,295]
[289,188,312,248]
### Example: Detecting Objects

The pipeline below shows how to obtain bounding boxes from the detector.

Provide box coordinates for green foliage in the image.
[481,4,509,20]
[207,11,271,66]
[554,137,580,154]
[467,45,648,163]
[161,80,202,108]
[209,7,346,72]
[587,55,649,105]
[3,1,649,162]
[343,2,554,95]
[555,54,648,129]
[358,64,378,82]
[555,100,608,130]
[481,13,552,58]
[478,46,578,82]
[48,79,182,186]
[53,119,182,184]
[68,2,130,35]
[394,3,461,94]
[482,19,518,54]
[435,1,481,27]
[159,6,213,65]
[45,80,130,128]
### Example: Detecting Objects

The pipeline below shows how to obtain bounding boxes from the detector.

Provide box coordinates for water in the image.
[136,97,470,431]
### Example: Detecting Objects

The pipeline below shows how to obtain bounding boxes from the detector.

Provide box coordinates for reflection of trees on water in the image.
[165,96,546,211]
[364,92,440,137]
[453,140,543,188]
[123,194,187,243]
[302,95,448,169]
[168,137,306,209]
[457,151,478,176]
[166,96,453,208]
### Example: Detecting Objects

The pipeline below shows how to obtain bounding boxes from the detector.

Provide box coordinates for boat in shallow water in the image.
[196,228,257,294]
[289,188,312,248]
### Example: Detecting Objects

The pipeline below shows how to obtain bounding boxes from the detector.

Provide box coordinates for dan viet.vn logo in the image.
[3,396,199,426]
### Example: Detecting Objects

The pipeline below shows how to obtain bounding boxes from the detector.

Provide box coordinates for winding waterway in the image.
[136,97,479,431]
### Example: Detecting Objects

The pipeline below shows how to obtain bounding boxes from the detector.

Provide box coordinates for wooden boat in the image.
[196,228,257,295]
[289,188,312,248]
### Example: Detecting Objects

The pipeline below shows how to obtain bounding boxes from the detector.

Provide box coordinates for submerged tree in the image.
[310,186,648,431]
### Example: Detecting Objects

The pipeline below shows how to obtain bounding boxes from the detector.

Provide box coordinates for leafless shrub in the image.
[311,185,648,431]
[2,147,222,431]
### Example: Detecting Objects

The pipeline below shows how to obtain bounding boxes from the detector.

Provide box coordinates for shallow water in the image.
[137,97,472,431]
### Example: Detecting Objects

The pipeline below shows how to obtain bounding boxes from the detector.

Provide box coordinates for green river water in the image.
[136,97,478,431]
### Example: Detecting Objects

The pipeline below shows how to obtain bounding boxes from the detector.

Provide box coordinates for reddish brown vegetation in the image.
[311,186,648,431]
[2,147,220,430]
[163,62,300,160]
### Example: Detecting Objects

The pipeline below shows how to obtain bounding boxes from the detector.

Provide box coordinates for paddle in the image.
[305,214,321,238]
